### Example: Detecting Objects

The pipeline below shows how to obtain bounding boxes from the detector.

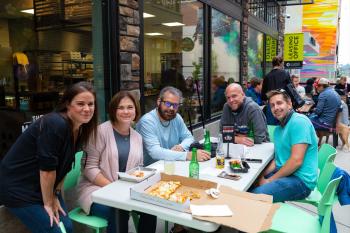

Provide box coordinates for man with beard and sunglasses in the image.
[136,86,211,166]
[250,89,318,202]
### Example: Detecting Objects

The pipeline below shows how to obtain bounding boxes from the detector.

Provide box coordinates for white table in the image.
[149,142,274,191]
[92,143,274,232]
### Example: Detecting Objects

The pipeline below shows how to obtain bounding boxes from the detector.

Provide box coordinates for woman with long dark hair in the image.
[0,82,98,233]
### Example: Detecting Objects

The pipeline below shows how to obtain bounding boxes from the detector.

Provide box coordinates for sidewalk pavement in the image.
[289,137,350,233]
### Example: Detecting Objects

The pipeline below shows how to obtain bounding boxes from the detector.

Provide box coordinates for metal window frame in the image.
[130,0,281,124]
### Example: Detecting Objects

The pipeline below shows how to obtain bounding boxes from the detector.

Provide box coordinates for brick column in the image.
[277,5,286,56]
[119,0,140,90]
[241,0,249,83]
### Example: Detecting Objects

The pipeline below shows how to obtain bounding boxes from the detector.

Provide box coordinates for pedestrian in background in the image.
[291,75,305,98]
[262,56,292,125]
[245,77,263,106]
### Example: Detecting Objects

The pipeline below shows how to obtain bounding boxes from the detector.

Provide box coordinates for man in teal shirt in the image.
[251,89,318,202]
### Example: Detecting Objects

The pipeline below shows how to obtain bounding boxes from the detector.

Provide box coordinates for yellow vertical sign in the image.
[284,33,304,62]
[266,35,277,62]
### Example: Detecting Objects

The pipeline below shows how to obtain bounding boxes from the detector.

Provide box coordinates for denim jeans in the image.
[8,194,73,233]
[250,168,311,203]
[309,114,332,131]
[90,203,156,233]
[265,105,279,125]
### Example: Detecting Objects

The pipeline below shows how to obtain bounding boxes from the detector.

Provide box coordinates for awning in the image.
[273,0,314,6]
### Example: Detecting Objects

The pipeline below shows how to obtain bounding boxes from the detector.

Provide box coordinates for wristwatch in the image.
[54,189,61,197]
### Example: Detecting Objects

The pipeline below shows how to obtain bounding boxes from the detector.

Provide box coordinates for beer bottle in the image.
[203,129,211,153]
[247,121,254,140]
[189,148,199,179]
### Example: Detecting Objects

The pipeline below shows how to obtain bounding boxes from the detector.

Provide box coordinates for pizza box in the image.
[130,173,217,212]
[190,186,280,232]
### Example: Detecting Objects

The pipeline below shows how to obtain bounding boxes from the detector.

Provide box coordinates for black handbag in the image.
[189,141,217,158]
[286,83,305,109]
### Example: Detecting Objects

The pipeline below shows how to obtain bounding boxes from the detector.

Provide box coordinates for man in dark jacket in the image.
[220,83,269,146]
[262,56,291,101]
[262,56,292,125]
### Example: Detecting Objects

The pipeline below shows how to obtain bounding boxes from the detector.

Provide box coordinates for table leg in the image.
[131,211,140,233]
[164,220,169,233]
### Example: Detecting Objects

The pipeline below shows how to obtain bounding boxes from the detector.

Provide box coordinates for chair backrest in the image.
[267,125,277,143]
[59,221,67,233]
[63,151,83,191]
[318,143,337,173]
[318,176,342,233]
[317,154,337,194]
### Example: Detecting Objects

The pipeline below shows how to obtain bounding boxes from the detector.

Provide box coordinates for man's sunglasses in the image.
[161,100,181,109]
[267,88,289,99]
[275,88,287,94]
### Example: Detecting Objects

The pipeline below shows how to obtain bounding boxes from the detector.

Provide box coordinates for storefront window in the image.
[0,0,100,159]
[248,27,264,80]
[143,0,204,125]
[210,9,240,116]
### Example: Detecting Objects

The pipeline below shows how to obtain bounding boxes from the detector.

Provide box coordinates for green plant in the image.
[192,62,201,81]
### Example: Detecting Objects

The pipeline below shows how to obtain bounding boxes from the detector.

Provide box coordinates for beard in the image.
[157,105,177,121]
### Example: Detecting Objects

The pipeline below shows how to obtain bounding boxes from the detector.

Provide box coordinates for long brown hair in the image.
[56,81,98,147]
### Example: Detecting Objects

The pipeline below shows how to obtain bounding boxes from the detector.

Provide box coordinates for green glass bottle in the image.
[247,121,254,140]
[189,148,199,179]
[203,129,211,153]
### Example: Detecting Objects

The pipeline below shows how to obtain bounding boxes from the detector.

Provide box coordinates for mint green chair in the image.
[64,151,108,233]
[297,153,337,207]
[59,221,67,233]
[318,144,337,175]
[266,176,341,233]
[267,125,277,143]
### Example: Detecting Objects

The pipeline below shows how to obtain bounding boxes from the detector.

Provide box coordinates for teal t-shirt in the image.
[274,113,318,190]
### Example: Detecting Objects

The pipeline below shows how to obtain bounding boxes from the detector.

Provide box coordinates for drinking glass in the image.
[216,134,225,168]
[164,160,175,175]
[216,133,224,156]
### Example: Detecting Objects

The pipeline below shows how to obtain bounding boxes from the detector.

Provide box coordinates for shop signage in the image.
[283,33,304,68]
[266,35,277,62]
[181,37,194,52]
[21,114,43,132]
[222,125,235,143]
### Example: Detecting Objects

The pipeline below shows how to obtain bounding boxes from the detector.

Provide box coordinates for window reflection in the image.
[143,0,204,125]
[210,9,240,116]
[248,27,264,79]
[0,0,94,160]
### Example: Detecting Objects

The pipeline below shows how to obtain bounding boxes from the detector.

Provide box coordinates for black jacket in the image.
[0,112,77,207]
[262,68,291,101]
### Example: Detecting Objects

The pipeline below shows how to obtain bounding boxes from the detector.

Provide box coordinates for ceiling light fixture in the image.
[145,32,164,36]
[21,9,34,14]
[143,12,155,18]
[162,22,185,27]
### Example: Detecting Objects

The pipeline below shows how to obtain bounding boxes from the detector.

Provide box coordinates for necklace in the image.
[113,128,130,141]
[112,123,130,141]
[160,120,170,127]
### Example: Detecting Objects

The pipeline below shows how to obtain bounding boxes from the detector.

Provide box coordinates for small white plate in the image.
[118,167,156,182]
